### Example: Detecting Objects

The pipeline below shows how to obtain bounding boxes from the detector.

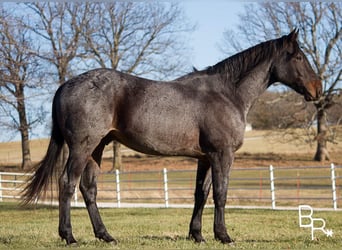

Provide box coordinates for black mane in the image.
[196,35,290,86]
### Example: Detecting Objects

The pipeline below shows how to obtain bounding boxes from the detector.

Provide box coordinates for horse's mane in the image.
[186,34,292,86]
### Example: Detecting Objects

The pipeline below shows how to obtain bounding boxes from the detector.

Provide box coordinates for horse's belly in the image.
[112,126,203,158]
[114,87,203,157]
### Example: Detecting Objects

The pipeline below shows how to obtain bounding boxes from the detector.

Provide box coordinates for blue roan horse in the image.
[23,30,321,245]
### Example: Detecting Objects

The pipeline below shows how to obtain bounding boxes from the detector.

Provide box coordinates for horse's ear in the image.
[288,28,299,42]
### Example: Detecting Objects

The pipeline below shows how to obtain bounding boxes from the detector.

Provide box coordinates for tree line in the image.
[249,91,341,130]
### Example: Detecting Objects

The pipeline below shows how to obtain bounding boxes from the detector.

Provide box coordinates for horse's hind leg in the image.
[58,150,88,244]
[189,159,211,243]
[80,142,116,244]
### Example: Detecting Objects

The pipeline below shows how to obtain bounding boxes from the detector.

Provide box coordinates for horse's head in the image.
[272,30,322,101]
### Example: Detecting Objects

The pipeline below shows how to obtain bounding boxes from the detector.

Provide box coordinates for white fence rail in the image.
[0,164,341,210]
[0,172,32,201]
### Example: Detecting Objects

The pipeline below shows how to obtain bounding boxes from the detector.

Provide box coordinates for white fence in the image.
[0,172,32,200]
[0,164,341,210]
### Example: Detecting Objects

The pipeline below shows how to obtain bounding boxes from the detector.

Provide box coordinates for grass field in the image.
[0,202,341,249]
[1,130,341,248]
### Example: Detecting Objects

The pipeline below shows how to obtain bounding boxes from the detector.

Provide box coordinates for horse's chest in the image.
[203,109,245,152]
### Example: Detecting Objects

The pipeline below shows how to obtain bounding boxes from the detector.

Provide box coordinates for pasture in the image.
[0,202,341,249]
[0,129,341,248]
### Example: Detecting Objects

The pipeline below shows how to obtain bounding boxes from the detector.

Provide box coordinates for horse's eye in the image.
[295,54,303,61]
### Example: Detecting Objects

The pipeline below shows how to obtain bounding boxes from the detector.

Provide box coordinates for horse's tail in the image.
[21,103,64,205]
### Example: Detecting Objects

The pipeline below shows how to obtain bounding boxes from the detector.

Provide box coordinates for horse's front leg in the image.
[189,159,212,243]
[209,148,234,244]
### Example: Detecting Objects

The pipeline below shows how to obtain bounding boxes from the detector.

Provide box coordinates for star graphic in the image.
[325,229,333,237]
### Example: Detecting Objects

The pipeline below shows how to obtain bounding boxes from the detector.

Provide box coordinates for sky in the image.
[181,2,245,69]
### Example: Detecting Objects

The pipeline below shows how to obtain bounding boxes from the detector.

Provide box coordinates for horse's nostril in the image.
[317,88,322,97]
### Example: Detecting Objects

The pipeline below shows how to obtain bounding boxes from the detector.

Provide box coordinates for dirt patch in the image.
[100,151,341,173]
[101,155,197,172]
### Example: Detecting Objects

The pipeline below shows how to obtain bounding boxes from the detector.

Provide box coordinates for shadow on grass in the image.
[141,234,187,242]
[0,202,57,211]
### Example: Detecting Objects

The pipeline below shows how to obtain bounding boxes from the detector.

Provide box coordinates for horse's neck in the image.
[235,61,273,118]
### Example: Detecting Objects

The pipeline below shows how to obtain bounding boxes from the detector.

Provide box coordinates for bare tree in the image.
[25,2,91,84]
[24,2,92,168]
[82,2,193,170]
[248,91,315,130]
[221,2,342,161]
[0,9,41,169]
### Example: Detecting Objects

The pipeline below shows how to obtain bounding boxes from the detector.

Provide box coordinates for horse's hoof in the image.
[215,233,234,245]
[188,231,206,243]
[68,242,78,247]
[192,237,206,244]
[64,236,77,245]
[61,235,77,245]
[222,239,235,247]
[110,239,118,245]
[59,228,77,245]
[96,231,117,244]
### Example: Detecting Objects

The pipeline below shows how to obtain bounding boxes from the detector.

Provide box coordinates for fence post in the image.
[163,168,169,208]
[297,172,300,204]
[0,173,2,202]
[269,165,276,209]
[115,169,121,208]
[330,163,337,210]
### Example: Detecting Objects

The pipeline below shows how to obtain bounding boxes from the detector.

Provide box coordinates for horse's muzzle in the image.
[305,79,322,102]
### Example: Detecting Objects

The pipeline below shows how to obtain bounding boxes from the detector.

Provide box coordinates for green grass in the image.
[0,202,341,249]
